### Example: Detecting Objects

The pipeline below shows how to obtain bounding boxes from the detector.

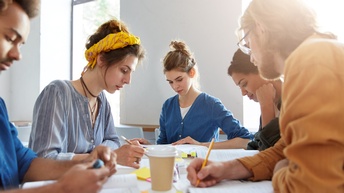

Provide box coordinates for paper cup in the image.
[146,146,177,191]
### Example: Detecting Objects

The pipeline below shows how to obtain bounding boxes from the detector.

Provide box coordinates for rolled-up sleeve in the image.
[238,138,285,181]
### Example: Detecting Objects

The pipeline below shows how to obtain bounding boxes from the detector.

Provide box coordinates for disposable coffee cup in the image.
[146,146,177,191]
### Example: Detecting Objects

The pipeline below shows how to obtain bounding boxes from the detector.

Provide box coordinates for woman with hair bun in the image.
[135,40,252,149]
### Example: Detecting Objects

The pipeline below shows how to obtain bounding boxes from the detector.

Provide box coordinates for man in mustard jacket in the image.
[186,0,344,192]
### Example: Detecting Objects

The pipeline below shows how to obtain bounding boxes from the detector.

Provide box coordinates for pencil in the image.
[121,135,132,145]
[195,138,215,187]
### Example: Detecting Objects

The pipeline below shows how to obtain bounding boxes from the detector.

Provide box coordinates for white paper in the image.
[188,180,273,193]
[196,149,259,162]
[22,174,140,192]
[102,174,138,189]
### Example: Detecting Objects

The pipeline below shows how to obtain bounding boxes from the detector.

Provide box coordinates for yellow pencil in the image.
[195,138,215,187]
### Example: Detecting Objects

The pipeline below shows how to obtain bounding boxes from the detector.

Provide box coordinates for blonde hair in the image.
[238,0,330,59]
[163,40,200,89]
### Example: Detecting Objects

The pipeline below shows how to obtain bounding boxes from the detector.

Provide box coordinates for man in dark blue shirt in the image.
[0,1,117,192]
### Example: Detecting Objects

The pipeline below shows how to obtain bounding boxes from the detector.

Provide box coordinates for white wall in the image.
[0,0,72,121]
[120,0,244,126]
[1,0,244,127]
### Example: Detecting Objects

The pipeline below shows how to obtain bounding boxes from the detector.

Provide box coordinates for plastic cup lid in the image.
[145,145,177,157]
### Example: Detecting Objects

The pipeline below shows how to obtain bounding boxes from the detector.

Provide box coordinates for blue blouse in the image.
[157,93,253,144]
[0,98,37,189]
[29,80,120,160]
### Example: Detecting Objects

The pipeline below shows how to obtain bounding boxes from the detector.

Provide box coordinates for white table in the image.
[23,145,273,193]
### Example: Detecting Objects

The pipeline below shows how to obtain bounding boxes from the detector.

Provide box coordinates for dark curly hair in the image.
[228,49,258,76]
[12,0,40,18]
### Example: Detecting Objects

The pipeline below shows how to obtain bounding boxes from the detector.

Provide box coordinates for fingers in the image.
[92,145,111,161]
[186,158,205,185]
[87,146,117,174]
[58,163,111,193]
[172,136,198,145]
[172,140,182,145]
[93,167,111,180]
[187,158,218,187]
[98,147,117,170]
[104,151,117,174]
[130,138,150,145]
[129,160,141,169]
[131,140,141,146]
[115,144,145,168]
[72,162,111,179]
[172,138,185,145]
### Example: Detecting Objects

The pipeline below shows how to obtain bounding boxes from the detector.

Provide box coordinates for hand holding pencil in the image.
[187,138,225,187]
[195,138,215,186]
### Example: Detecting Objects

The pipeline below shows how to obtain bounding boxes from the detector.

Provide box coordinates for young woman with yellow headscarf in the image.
[29,19,146,169]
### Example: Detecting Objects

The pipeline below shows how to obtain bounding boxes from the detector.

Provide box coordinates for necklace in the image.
[80,76,98,97]
[80,78,98,126]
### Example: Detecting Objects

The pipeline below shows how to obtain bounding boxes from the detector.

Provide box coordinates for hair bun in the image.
[170,40,191,57]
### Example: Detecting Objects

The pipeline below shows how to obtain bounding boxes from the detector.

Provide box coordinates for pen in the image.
[121,135,133,145]
[195,138,215,187]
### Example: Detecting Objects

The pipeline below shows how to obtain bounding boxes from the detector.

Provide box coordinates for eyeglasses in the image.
[237,30,251,55]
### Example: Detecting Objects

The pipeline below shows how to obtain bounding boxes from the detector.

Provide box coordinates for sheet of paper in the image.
[22,180,55,189]
[173,175,192,192]
[22,174,139,191]
[102,174,138,189]
[188,180,273,193]
[100,187,140,193]
[196,149,259,162]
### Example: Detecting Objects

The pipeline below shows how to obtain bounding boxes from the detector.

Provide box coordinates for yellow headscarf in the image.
[84,31,141,69]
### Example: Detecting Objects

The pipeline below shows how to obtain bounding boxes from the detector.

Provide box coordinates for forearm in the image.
[202,138,249,149]
[23,158,79,182]
[72,154,90,161]
[222,159,253,180]
[238,139,286,181]
[260,103,275,127]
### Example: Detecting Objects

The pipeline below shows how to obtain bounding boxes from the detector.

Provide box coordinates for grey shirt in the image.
[29,80,120,160]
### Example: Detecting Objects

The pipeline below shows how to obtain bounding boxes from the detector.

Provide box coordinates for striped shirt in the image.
[29,80,120,160]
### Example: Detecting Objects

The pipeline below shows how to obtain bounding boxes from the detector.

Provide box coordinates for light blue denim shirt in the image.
[29,80,120,160]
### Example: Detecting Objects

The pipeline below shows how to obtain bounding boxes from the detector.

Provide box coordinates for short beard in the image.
[257,50,282,80]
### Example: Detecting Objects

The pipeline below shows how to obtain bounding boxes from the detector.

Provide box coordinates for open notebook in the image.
[22,174,140,193]
[171,146,274,193]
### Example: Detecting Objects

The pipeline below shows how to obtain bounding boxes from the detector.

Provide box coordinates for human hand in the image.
[172,136,201,145]
[87,145,117,175]
[56,161,110,193]
[130,138,151,145]
[273,158,289,174]
[256,83,276,106]
[186,158,226,187]
[114,140,145,169]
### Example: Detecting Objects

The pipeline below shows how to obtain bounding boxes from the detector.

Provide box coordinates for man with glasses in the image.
[0,1,117,192]
[186,0,344,192]
[236,29,251,55]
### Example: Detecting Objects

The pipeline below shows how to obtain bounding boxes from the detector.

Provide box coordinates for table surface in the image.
[115,145,272,193]
[22,145,272,193]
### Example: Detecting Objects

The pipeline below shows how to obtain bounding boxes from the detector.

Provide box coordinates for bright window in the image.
[72,0,121,124]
